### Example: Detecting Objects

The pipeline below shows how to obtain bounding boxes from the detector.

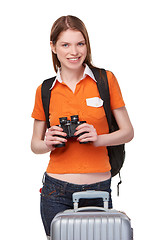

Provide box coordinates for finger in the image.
[77,132,90,140]
[46,129,67,137]
[77,131,94,139]
[49,125,64,131]
[78,135,98,142]
[75,126,95,136]
[45,138,67,149]
[45,140,64,150]
[52,139,67,145]
[76,123,91,130]
[74,126,91,135]
[77,128,97,141]
[47,135,67,142]
[52,130,67,137]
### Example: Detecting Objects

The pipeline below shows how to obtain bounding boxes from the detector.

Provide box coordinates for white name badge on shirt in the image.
[86,97,104,107]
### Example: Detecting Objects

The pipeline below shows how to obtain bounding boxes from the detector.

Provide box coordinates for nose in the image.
[70,45,78,55]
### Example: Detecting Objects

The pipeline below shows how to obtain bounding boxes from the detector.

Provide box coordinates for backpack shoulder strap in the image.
[90,67,112,132]
[41,76,56,128]
[91,67,125,192]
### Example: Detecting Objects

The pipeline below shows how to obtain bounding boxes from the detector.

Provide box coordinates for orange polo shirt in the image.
[31,70,125,173]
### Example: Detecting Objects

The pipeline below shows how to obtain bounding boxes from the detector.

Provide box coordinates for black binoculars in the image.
[54,115,89,148]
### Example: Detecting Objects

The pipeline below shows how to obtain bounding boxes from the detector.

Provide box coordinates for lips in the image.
[67,57,81,62]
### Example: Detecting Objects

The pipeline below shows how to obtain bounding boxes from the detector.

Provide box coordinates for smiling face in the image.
[51,29,87,72]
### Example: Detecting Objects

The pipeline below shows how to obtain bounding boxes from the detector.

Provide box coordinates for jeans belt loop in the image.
[97,182,101,190]
[63,182,68,194]
[42,172,46,184]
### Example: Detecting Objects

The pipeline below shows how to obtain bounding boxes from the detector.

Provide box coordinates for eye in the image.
[78,42,85,46]
[62,43,69,47]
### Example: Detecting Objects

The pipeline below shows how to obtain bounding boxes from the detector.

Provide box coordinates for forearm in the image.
[31,138,51,154]
[93,106,134,147]
[94,128,134,147]
[31,120,56,154]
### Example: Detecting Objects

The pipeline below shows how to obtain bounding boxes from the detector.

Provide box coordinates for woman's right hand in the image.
[45,126,67,151]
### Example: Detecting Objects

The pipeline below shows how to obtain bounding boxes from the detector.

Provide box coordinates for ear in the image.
[50,41,56,54]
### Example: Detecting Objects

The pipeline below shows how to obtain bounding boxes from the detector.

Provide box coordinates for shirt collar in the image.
[49,64,96,90]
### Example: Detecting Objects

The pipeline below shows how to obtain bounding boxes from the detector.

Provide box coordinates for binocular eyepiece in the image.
[59,115,80,124]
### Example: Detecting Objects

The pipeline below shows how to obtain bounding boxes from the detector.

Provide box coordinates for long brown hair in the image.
[50,15,94,72]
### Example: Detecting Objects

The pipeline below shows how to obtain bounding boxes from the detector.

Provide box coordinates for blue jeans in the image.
[40,172,113,236]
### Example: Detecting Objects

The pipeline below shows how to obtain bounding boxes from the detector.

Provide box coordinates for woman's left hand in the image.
[74,123,98,143]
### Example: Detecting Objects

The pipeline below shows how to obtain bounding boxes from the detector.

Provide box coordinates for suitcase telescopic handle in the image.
[72,190,109,210]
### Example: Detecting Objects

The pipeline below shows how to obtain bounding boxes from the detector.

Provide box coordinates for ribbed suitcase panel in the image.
[51,214,132,240]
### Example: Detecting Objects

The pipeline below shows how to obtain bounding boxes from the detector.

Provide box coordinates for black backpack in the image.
[41,67,125,193]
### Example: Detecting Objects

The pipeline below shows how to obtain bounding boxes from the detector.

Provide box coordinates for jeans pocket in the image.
[41,182,65,198]
[41,183,55,196]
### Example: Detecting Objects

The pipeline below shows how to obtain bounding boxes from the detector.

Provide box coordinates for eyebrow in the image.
[60,40,86,44]
[78,40,86,42]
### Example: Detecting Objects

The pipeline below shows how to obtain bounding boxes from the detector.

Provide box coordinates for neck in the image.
[61,65,85,84]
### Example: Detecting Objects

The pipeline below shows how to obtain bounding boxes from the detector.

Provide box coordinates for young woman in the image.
[31,15,134,239]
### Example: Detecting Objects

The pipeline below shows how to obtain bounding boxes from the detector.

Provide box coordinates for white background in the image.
[0,0,160,239]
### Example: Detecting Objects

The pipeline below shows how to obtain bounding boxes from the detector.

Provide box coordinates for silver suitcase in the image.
[50,190,133,240]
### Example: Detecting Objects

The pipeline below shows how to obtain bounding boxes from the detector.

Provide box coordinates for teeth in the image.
[69,58,79,61]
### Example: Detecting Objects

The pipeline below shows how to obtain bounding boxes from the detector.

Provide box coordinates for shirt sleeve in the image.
[106,71,125,110]
[31,84,46,121]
